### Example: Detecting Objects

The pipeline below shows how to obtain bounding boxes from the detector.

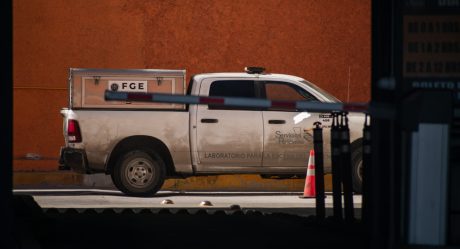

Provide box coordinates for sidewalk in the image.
[14,171,333,192]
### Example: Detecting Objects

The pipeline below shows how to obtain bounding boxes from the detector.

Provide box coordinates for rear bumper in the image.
[59,147,89,174]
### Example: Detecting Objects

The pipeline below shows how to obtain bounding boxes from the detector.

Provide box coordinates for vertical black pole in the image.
[341,112,355,222]
[371,0,398,247]
[313,121,325,220]
[331,112,343,221]
[1,1,14,249]
[362,114,371,227]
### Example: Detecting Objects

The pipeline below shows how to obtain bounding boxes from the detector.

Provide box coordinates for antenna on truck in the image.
[244,67,266,74]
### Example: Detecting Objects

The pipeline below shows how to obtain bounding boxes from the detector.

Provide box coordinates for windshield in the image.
[299,80,341,103]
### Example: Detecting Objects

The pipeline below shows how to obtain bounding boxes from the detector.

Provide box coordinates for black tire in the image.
[351,141,363,194]
[111,149,165,197]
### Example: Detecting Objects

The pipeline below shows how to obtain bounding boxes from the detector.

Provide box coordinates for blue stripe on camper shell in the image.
[105,91,129,101]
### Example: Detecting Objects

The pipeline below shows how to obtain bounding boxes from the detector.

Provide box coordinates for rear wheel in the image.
[112,149,165,197]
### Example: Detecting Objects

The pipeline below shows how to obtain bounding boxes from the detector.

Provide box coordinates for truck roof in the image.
[193,72,306,82]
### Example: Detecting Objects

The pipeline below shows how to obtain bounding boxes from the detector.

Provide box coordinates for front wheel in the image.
[351,143,363,194]
[112,150,165,197]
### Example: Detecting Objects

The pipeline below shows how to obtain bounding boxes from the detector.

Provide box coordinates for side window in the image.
[264,82,318,111]
[208,80,256,110]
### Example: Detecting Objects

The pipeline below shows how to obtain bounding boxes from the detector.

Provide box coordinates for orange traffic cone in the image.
[300,149,315,198]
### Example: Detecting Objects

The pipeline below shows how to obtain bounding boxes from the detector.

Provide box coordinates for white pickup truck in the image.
[60,67,365,196]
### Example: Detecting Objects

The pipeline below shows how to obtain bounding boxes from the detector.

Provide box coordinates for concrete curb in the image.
[14,171,333,192]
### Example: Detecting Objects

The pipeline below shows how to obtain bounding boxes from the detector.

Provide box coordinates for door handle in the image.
[268,120,286,124]
[201,118,218,123]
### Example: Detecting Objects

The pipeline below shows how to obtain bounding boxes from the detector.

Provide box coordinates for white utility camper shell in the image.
[68,68,186,109]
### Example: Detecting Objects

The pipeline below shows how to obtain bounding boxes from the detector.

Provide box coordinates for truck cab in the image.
[190,71,341,172]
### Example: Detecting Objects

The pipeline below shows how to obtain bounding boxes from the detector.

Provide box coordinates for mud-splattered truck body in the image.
[60,68,364,196]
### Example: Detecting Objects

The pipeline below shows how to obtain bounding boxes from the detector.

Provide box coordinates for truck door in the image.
[261,81,320,169]
[195,79,264,171]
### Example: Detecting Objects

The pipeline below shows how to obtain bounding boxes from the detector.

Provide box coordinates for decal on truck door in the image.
[275,127,313,144]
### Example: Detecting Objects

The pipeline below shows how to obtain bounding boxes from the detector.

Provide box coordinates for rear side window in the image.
[208,80,256,110]
[209,80,255,98]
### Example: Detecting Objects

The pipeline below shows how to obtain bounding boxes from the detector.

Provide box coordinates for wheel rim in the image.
[357,160,363,183]
[124,158,154,188]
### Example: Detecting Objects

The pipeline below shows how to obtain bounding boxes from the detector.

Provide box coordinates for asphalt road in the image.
[14,189,362,217]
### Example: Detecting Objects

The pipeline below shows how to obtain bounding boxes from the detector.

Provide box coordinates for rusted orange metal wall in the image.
[13,0,370,171]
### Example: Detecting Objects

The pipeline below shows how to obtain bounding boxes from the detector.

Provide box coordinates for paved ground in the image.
[14,188,362,217]
[13,172,334,192]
